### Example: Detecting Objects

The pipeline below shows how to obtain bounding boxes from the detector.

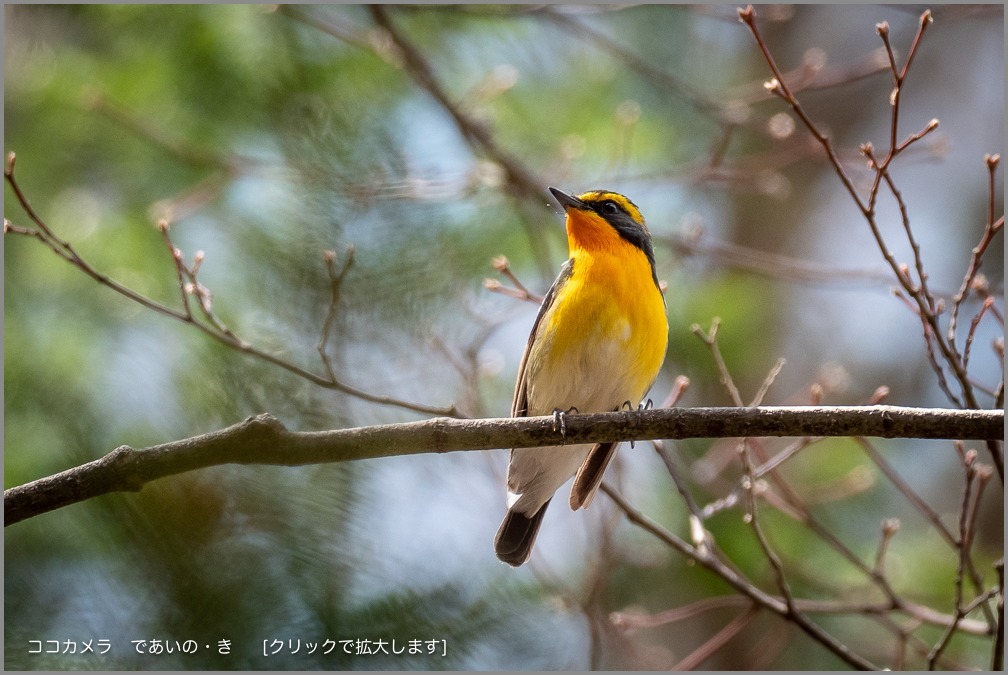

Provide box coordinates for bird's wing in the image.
[510,258,574,419]
[569,441,617,510]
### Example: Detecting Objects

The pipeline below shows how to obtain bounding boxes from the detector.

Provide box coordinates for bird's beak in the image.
[548,187,587,211]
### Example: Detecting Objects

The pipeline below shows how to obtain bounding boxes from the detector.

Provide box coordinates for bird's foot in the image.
[619,399,653,448]
[552,406,578,444]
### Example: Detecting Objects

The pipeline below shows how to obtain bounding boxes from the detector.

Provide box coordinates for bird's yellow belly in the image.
[525,252,667,415]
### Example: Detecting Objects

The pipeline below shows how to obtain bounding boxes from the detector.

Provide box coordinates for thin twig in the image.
[873,517,901,576]
[750,357,786,407]
[739,7,1004,480]
[157,219,194,318]
[859,436,996,628]
[286,5,557,280]
[611,592,987,635]
[739,438,797,612]
[964,297,997,371]
[671,605,760,670]
[692,319,744,406]
[600,483,879,669]
[950,155,1003,351]
[318,246,356,380]
[4,153,458,418]
[926,450,979,668]
[485,255,543,303]
[694,323,908,612]
[85,91,242,172]
[737,6,867,214]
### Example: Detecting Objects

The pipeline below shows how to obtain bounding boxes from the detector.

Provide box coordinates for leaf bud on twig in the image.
[661,375,690,408]
[491,254,510,272]
[870,386,890,404]
[809,382,823,405]
[970,273,989,293]
[881,517,900,536]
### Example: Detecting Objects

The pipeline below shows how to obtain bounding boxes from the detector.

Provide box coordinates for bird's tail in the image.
[494,499,551,567]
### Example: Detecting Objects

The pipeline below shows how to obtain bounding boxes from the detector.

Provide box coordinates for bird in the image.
[494,187,668,567]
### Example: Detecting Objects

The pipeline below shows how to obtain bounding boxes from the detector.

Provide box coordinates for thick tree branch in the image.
[5,405,1001,526]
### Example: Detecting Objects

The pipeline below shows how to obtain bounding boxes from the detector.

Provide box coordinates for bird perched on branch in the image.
[494,187,668,567]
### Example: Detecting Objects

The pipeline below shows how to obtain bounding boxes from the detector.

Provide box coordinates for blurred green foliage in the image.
[5,4,1003,670]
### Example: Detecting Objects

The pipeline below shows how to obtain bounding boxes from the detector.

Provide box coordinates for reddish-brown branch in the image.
[601,482,880,670]
[738,6,1003,480]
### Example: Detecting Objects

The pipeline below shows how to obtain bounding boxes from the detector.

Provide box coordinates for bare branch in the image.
[657,228,893,287]
[926,448,987,667]
[485,254,543,303]
[861,433,998,631]
[284,5,557,279]
[671,605,760,670]
[318,246,356,381]
[4,154,459,418]
[601,480,880,669]
[737,6,868,214]
[949,155,1004,350]
[692,318,744,406]
[738,6,1004,481]
[4,405,1001,526]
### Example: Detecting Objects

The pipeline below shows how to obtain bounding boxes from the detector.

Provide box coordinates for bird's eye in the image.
[600,201,620,215]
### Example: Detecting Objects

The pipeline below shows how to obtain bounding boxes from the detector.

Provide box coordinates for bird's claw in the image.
[619,399,654,449]
[552,406,578,444]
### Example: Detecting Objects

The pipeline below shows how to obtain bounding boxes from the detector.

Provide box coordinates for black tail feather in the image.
[494,499,551,567]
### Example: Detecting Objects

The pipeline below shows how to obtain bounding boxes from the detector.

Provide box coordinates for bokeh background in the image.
[5,4,1003,670]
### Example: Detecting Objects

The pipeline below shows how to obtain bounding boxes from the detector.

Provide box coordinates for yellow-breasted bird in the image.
[494,187,668,567]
